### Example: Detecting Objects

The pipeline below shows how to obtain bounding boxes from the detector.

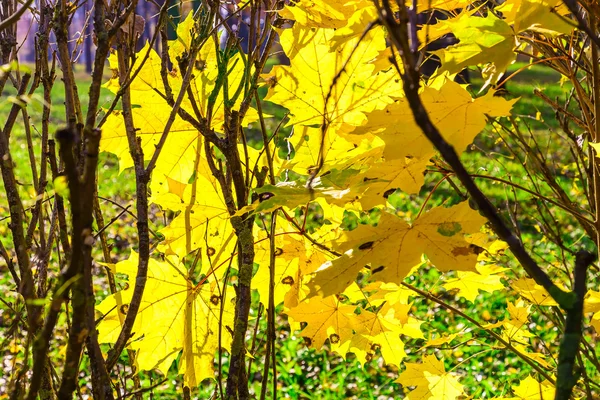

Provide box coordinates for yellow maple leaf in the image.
[253,182,353,214]
[289,291,416,366]
[285,295,359,348]
[433,13,517,87]
[397,355,464,400]
[511,277,559,307]
[443,264,506,302]
[97,251,233,387]
[362,281,413,306]
[101,94,200,181]
[101,13,258,183]
[332,306,410,366]
[265,24,401,134]
[278,0,367,29]
[420,333,460,349]
[280,76,515,208]
[498,0,574,35]
[488,300,551,364]
[348,155,433,208]
[583,290,600,333]
[152,151,236,266]
[308,201,486,297]
[510,375,555,399]
[284,125,383,177]
[254,225,330,308]
[351,77,517,161]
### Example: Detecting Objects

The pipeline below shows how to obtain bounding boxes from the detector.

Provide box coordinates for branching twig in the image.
[0,0,34,32]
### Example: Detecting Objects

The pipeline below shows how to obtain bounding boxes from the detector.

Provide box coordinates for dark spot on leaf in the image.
[210,295,220,305]
[372,266,385,274]
[195,59,206,71]
[259,192,274,201]
[303,337,312,346]
[437,222,462,237]
[274,247,284,256]
[265,75,278,88]
[329,333,340,344]
[120,304,129,315]
[207,247,216,256]
[282,276,294,285]
[371,343,381,352]
[451,246,472,256]
[383,188,396,198]
[359,241,374,250]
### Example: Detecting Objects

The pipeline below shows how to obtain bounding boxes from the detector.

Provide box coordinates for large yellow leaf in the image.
[265,24,401,133]
[308,201,486,297]
[494,301,536,347]
[102,42,200,181]
[351,77,517,160]
[351,301,416,354]
[152,151,236,267]
[101,13,257,183]
[97,251,234,387]
[101,92,199,180]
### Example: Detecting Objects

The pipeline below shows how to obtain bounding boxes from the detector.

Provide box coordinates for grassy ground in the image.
[0,60,586,399]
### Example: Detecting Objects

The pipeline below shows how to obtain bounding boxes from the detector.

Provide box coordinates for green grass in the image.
[0,65,135,201]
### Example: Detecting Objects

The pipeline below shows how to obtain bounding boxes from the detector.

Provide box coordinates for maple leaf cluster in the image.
[94,0,581,398]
